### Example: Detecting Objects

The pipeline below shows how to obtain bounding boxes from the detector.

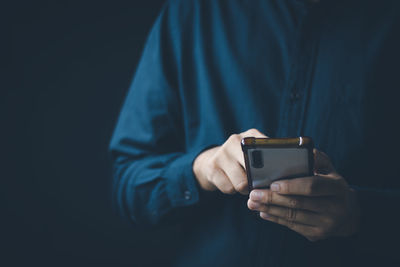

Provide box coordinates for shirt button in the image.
[290,92,301,101]
[184,190,191,200]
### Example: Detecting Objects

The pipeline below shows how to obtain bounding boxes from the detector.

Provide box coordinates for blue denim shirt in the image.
[109,0,400,266]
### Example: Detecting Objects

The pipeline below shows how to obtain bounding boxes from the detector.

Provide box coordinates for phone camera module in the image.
[251,150,264,168]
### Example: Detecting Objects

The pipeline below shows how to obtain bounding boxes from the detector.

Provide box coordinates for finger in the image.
[218,153,249,194]
[248,201,323,226]
[224,129,267,169]
[259,212,320,241]
[237,129,268,168]
[270,176,343,196]
[249,189,328,212]
[239,128,268,139]
[218,137,249,193]
[225,134,247,168]
[225,164,249,194]
[211,168,236,194]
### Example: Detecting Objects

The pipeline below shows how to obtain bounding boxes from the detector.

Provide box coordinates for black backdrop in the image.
[6,1,178,266]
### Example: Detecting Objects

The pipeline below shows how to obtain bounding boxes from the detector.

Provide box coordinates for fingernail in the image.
[250,190,263,201]
[270,183,280,192]
[260,212,270,219]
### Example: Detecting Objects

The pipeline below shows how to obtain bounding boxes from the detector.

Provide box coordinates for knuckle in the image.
[218,145,228,156]
[219,183,235,194]
[242,128,260,137]
[209,160,219,171]
[207,174,214,183]
[213,155,225,167]
[235,180,248,192]
[206,177,214,187]
[248,128,259,134]
[208,174,218,186]
[220,186,232,194]
[289,198,299,209]
[285,217,295,229]
[263,191,273,204]
[208,165,219,179]
[228,134,241,143]
[286,208,297,221]
[278,217,293,230]
[288,220,296,230]
[226,187,236,194]
[207,152,219,165]
[291,209,297,221]
[208,170,222,184]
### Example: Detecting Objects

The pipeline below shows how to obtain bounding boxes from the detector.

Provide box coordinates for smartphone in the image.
[241,137,314,190]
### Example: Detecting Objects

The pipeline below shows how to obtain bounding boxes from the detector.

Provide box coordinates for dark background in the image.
[6,1,176,266]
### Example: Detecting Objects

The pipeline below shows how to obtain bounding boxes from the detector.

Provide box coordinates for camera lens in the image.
[251,150,263,168]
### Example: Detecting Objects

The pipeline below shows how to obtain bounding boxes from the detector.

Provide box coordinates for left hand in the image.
[247,149,360,242]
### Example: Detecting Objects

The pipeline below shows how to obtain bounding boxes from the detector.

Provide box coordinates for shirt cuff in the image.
[164,145,217,208]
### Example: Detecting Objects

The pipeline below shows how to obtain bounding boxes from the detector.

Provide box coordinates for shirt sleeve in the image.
[109,2,206,226]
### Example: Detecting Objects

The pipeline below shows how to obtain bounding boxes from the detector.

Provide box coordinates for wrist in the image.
[193,148,217,191]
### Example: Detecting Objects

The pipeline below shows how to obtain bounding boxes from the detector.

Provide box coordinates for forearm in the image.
[112,150,204,226]
[192,146,219,192]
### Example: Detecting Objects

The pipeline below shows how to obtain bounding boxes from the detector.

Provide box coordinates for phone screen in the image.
[246,147,310,188]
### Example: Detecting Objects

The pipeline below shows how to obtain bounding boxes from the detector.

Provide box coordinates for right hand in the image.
[193,128,268,195]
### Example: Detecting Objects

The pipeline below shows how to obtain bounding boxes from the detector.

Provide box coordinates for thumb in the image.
[313,149,336,175]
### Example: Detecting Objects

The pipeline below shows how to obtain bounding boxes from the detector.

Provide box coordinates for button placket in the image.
[290,91,301,101]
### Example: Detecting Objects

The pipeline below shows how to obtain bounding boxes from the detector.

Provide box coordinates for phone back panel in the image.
[245,148,310,188]
[241,137,314,190]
